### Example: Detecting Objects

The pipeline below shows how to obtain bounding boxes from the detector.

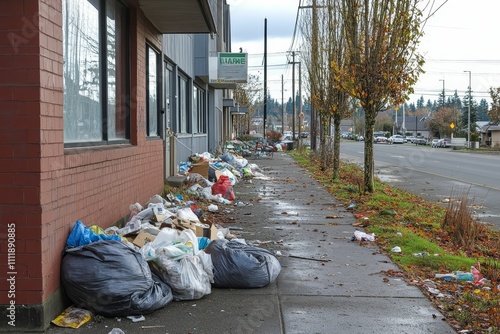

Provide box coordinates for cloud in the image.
[228,0,299,43]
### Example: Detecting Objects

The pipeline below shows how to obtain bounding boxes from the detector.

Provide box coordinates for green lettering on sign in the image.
[220,57,246,65]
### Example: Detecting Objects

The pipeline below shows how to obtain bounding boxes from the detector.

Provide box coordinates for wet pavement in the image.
[45,152,456,334]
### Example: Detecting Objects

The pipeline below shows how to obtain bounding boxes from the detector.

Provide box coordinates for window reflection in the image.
[107,0,127,140]
[147,47,159,136]
[63,0,129,145]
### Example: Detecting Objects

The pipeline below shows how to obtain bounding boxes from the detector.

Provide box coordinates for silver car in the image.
[388,135,405,144]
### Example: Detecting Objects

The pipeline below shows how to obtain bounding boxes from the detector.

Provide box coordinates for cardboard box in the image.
[190,161,209,179]
[171,217,218,240]
[199,217,219,240]
[132,231,157,247]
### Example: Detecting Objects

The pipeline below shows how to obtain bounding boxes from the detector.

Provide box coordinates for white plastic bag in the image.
[178,229,199,255]
[153,255,211,301]
[197,251,214,283]
[156,244,192,260]
[177,207,200,222]
[151,228,179,249]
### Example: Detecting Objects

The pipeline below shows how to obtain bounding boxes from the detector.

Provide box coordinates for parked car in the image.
[431,139,439,148]
[374,136,387,143]
[406,136,415,143]
[301,131,309,138]
[414,136,427,145]
[436,138,451,148]
[356,135,364,141]
[388,135,405,144]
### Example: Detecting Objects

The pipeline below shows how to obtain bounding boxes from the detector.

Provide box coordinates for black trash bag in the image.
[61,240,173,317]
[204,240,281,288]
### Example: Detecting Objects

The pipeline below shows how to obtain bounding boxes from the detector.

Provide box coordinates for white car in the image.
[388,135,405,144]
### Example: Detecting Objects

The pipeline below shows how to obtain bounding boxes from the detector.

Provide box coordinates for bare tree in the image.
[300,0,353,178]
[334,0,425,192]
[233,74,263,135]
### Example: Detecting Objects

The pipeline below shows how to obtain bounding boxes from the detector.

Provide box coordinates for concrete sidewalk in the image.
[46,152,456,334]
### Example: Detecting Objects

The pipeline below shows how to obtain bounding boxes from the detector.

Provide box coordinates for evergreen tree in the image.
[477,99,489,121]
[461,92,478,131]
[438,89,446,108]
[449,90,462,110]
[417,95,425,108]
[426,99,433,109]
[409,102,416,113]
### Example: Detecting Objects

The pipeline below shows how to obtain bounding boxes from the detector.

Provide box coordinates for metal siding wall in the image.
[164,34,194,77]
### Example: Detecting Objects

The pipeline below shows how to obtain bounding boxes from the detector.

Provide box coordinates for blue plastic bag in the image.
[197,237,211,250]
[66,220,121,248]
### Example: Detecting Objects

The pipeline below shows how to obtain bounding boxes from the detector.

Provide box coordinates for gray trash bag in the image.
[61,240,173,317]
[204,239,281,288]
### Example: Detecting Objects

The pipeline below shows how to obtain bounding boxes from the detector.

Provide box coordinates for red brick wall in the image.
[0,0,165,307]
[0,0,43,306]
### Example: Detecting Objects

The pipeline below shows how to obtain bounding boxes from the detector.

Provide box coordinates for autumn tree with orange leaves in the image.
[488,87,500,123]
[427,107,460,138]
[333,0,425,192]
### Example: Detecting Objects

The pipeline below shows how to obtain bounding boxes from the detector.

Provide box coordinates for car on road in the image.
[388,135,405,144]
[414,136,427,145]
[437,138,451,148]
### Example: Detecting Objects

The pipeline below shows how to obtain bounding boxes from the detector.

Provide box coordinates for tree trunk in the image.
[332,115,341,180]
[320,114,328,171]
[363,110,376,193]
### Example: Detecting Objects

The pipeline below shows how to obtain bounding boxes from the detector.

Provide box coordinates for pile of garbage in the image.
[56,151,281,328]
[177,151,268,204]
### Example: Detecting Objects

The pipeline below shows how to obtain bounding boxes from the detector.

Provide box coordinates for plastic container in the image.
[435,273,455,281]
[455,272,474,281]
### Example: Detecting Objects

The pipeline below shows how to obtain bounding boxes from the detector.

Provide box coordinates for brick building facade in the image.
[0,0,218,331]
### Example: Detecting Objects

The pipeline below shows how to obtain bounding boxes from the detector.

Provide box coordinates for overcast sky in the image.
[227,0,500,106]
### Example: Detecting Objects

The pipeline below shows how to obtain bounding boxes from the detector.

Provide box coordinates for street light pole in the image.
[464,70,471,148]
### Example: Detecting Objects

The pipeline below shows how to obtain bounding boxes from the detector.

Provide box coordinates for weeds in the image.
[442,192,487,251]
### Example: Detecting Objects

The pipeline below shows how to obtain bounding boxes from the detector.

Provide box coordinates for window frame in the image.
[193,84,206,134]
[63,0,131,148]
[177,74,189,134]
[146,44,162,138]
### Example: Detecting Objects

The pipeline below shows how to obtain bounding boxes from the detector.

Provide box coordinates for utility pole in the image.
[394,106,398,135]
[281,74,284,134]
[263,19,267,139]
[402,103,406,135]
[311,0,318,151]
[298,61,302,148]
[464,70,471,148]
[291,51,296,143]
[439,79,445,108]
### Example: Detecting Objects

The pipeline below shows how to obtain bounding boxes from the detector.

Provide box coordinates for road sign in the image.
[450,122,455,129]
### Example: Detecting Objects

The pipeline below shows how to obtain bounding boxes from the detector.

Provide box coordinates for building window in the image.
[164,62,173,131]
[146,45,160,137]
[178,75,189,133]
[63,0,129,145]
[193,85,206,134]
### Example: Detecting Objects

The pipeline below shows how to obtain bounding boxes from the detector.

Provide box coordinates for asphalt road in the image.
[339,140,500,230]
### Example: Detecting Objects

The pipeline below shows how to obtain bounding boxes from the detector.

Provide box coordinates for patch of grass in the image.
[290,149,500,333]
